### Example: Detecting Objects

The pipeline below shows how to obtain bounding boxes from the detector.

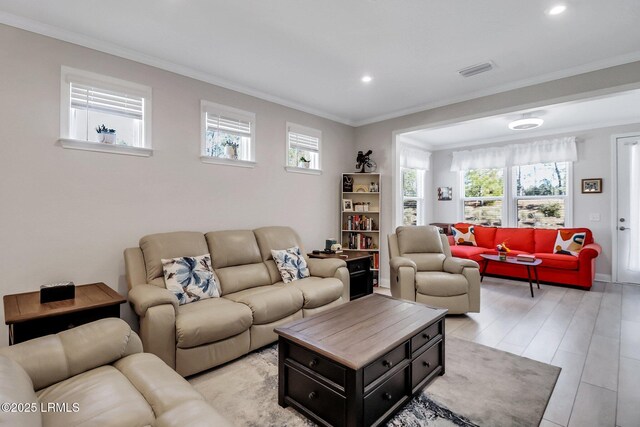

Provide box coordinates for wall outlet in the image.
[589,213,601,222]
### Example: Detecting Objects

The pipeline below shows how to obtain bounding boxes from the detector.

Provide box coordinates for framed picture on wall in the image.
[581,178,602,193]
[437,187,453,201]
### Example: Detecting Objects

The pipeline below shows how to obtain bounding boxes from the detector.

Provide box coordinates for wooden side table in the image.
[3,282,126,345]
[308,251,373,300]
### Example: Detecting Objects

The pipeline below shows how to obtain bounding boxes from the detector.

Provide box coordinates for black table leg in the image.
[533,266,540,289]
[526,266,534,298]
[481,260,489,282]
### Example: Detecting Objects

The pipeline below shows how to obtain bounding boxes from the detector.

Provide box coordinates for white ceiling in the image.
[1,1,640,126]
[401,90,640,149]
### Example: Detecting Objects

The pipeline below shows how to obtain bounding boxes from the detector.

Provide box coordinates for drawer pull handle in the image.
[308,391,318,400]
[383,392,393,401]
[423,361,431,368]
[382,359,393,368]
[422,333,431,340]
[309,358,319,368]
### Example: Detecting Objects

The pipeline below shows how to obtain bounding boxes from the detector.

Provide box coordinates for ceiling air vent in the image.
[458,61,494,78]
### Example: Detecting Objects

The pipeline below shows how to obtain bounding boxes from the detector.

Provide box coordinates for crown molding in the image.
[423,117,640,151]
[0,12,355,126]
[352,51,640,127]
[2,11,640,129]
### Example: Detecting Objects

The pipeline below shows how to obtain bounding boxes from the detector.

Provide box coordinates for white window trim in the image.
[460,168,507,226]
[285,122,322,174]
[459,162,573,228]
[200,100,256,168]
[402,168,426,226]
[59,66,152,156]
[509,162,573,228]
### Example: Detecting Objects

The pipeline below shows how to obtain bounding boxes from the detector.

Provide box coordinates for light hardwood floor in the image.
[376,278,640,427]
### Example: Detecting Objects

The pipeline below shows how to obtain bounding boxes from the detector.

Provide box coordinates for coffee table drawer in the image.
[364,341,409,387]
[411,320,441,353]
[288,342,345,387]
[364,366,409,426]
[286,366,346,427]
[411,339,442,388]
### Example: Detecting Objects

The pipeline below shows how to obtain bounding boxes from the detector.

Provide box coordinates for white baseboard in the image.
[595,273,612,283]
[379,278,390,288]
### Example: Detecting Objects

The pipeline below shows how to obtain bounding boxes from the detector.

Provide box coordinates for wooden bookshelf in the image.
[341,172,380,286]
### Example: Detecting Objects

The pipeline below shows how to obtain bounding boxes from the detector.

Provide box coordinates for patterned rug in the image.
[189,336,560,426]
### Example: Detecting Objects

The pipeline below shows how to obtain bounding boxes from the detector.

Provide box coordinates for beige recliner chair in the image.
[0,318,231,427]
[388,226,481,314]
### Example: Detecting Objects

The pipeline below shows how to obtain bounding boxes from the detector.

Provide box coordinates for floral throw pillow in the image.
[162,254,220,305]
[451,225,477,246]
[554,231,586,257]
[271,246,310,284]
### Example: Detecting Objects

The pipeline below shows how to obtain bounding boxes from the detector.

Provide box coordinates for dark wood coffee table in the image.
[275,294,447,427]
[480,254,543,298]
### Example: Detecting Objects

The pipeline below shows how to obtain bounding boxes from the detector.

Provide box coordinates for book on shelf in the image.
[516,254,536,263]
[347,232,375,250]
[371,252,380,269]
[344,215,377,231]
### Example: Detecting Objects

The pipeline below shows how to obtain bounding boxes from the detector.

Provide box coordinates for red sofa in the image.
[448,223,602,289]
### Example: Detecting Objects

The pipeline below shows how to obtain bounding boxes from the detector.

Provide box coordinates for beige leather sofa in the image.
[0,318,231,427]
[125,226,349,377]
[388,225,481,314]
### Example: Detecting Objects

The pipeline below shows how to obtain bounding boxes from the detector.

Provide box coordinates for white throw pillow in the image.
[162,254,220,305]
[271,246,310,284]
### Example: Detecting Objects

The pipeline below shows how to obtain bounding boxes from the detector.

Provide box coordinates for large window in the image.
[402,168,425,225]
[60,66,152,155]
[460,162,571,228]
[514,162,568,228]
[462,168,504,226]
[286,123,321,172]
[201,101,255,166]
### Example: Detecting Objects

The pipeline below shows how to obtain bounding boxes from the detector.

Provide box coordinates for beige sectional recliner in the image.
[125,226,349,377]
[388,225,481,314]
[0,318,231,427]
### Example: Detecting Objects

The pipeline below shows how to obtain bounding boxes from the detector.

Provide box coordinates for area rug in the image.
[189,336,560,426]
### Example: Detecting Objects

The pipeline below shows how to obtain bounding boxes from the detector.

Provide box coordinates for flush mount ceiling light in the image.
[547,4,567,15]
[508,114,544,130]
[361,75,373,83]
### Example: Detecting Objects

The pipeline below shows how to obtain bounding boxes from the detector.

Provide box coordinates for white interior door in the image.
[616,135,640,284]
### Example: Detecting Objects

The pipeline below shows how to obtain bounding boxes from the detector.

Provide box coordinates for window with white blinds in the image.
[71,83,144,120]
[60,66,152,151]
[201,101,255,163]
[287,123,321,171]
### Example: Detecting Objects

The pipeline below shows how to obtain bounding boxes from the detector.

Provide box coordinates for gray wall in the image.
[356,61,640,285]
[430,124,640,277]
[0,24,355,345]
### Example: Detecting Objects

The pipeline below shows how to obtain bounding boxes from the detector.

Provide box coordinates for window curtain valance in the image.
[450,137,577,171]
[400,145,431,170]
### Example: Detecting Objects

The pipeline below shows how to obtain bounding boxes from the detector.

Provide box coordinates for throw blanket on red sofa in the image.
[448,223,601,289]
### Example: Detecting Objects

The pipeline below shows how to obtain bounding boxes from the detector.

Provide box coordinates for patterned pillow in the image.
[452,225,477,246]
[271,246,310,284]
[554,231,586,256]
[162,254,220,305]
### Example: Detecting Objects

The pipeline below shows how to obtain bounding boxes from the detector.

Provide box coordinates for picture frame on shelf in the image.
[342,175,353,192]
[581,178,602,193]
[342,199,353,211]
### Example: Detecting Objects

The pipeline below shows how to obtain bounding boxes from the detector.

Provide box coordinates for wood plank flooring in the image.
[375,278,640,427]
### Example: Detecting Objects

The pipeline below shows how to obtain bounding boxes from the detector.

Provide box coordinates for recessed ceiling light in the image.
[361,75,373,83]
[547,4,567,15]
[508,116,544,131]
